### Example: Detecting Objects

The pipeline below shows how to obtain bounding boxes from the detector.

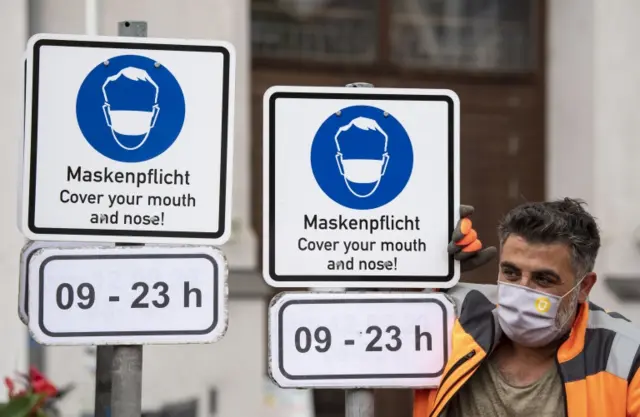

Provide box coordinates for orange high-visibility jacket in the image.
[413,284,640,417]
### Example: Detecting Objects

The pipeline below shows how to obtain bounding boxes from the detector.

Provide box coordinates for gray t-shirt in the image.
[441,353,566,417]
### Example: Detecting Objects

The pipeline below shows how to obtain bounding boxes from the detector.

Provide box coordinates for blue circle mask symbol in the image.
[310,105,414,210]
[76,54,186,163]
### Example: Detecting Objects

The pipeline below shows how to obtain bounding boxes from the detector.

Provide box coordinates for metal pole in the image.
[343,81,375,417]
[108,21,148,417]
[95,345,113,417]
[111,345,143,417]
[345,389,375,417]
[87,6,110,417]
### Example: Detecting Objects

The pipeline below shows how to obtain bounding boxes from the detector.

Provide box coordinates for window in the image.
[390,0,535,71]
[252,0,379,63]
[252,0,537,73]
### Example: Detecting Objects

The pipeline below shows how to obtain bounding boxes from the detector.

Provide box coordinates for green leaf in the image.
[0,394,44,417]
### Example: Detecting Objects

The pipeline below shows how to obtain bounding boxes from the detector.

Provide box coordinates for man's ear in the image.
[579,272,598,303]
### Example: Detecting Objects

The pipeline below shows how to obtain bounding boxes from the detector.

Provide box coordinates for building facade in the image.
[0,0,638,416]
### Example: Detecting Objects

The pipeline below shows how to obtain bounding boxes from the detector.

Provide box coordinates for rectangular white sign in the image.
[28,245,228,345]
[20,33,235,245]
[268,292,454,388]
[18,240,114,325]
[262,85,460,288]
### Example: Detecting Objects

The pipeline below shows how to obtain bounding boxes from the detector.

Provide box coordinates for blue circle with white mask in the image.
[310,105,414,210]
[76,54,186,163]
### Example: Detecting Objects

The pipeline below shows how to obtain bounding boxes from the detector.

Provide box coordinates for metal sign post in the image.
[267,291,454,415]
[96,21,149,417]
[345,389,374,417]
[262,80,460,417]
[20,18,235,417]
[343,81,374,417]
[27,245,228,415]
[112,345,143,417]
[110,20,147,417]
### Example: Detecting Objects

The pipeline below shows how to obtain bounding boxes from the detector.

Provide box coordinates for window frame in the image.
[251,0,546,85]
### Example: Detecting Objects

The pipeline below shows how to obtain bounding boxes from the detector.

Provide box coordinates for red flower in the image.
[3,367,69,416]
[4,377,28,399]
[29,366,58,398]
[4,377,15,397]
[28,367,44,384]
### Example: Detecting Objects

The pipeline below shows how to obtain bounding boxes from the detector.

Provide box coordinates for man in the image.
[414,198,640,416]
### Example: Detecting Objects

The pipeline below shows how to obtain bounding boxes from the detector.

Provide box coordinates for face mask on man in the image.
[497,277,585,348]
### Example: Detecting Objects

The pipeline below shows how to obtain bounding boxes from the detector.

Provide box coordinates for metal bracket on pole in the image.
[117,21,148,37]
[345,82,374,88]
[342,80,375,417]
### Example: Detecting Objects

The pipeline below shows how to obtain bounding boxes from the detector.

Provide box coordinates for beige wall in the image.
[547,0,640,319]
[0,0,29,402]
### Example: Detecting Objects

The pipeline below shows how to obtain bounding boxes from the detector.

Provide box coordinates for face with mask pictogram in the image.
[101,66,161,151]
[333,116,390,198]
[76,54,185,163]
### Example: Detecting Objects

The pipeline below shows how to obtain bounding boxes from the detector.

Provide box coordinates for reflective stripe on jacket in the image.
[413,283,640,417]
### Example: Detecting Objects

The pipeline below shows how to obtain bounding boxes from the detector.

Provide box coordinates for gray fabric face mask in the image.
[496,278,584,348]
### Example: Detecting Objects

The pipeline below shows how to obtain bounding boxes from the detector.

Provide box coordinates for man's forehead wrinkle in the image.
[501,241,570,276]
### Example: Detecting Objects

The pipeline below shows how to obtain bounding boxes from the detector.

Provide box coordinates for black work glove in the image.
[447,205,497,272]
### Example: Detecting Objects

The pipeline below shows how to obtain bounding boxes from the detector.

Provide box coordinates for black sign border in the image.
[37,253,219,337]
[26,38,231,240]
[276,297,450,380]
[267,91,456,284]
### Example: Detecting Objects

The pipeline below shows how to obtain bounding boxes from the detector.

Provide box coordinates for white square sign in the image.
[268,292,455,388]
[27,245,228,345]
[262,86,460,288]
[19,34,235,245]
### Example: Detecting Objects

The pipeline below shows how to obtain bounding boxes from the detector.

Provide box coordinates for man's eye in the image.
[535,275,554,286]
[502,269,519,279]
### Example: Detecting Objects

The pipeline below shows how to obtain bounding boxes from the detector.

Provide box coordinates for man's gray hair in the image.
[497,197,601,277]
